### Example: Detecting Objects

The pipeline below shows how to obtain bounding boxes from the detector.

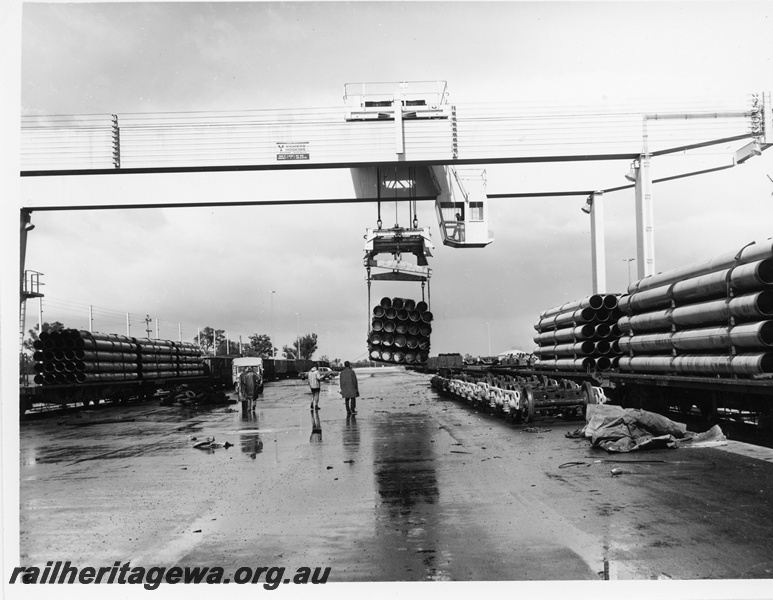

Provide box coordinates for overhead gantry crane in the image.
[345,81,493,294]
[18,83,772,325]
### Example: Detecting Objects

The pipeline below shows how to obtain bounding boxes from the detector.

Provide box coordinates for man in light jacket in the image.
[339,361,359,415]
[307,366,324,411]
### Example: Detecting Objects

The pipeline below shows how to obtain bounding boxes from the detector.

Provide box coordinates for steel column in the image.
[589,191,606,293]
[634,153,655,279]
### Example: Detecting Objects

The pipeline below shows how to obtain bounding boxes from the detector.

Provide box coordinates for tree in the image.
[281,333,318,360]
[245,334,275,358]
[193,326,225,355]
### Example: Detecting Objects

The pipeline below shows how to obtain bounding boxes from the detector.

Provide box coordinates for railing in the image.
[21,93,761,173]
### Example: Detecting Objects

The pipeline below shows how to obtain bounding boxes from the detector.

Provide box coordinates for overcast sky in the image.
[8,1,773,363]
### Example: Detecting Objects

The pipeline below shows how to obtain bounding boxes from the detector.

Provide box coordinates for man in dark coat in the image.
[338,361,359,415]
[240,367,259,411]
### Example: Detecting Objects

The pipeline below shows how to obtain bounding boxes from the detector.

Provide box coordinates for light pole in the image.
[623,258,636,286]
[269,290,276,357]
[295,313,300,360]
[485,322,491,357]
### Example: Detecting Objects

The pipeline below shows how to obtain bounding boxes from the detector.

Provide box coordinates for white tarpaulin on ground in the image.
[567,404,726,452]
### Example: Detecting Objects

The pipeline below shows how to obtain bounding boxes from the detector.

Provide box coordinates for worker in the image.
[240,366,259,411]
[307,366,325,410]
[339,361,359,415]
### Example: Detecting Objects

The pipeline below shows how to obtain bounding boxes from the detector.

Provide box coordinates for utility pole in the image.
[295,313,301,360]
[270,290,276,358]
[144,315,152,338]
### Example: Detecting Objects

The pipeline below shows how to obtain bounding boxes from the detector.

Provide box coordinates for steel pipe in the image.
[75,361,137,372]
[603,294,619,309]
[534,340,595,358]
[379,297,392,308]
[373,306,385,318]
[539,294,604,319]
[619,320,773,353]
[537,307,596,331]
[76,350,138,362]
[617,290,773,333]
[546,357,597,371]
[533,324,596,345]
[628,239,773,294]
[620,258,773,313]
[618,352,773,375]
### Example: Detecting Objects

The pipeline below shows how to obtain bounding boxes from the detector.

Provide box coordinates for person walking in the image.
[339,361,359,415]
[307,366,324,410]
[239,366,259,411]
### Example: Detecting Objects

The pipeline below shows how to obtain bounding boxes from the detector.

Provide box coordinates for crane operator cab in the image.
[430,166,494,248]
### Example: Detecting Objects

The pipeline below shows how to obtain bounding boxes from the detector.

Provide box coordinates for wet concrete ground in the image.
[19,368,773,583]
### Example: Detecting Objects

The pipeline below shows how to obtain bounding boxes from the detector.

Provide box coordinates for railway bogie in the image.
[431,369,602,424]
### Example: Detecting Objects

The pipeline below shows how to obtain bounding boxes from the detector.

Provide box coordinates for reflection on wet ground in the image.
[310,409,322,443]
[373,412,445,580]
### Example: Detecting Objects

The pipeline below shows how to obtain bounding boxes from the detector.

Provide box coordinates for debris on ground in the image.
[524,427,552,433]
[566,404,726,453]
[160,384,232,407]
[192,436,233,450]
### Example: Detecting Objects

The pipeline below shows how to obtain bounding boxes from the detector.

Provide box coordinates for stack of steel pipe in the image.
[616,239,773,376]
[32,329,203,385]
[532,294,624,372]
[367,296,432,365]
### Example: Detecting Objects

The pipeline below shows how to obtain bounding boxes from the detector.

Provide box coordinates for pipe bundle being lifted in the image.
[32,329,204,385]
[618,238,773,377]
[367,297,431,365]
[533,294,623,372]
